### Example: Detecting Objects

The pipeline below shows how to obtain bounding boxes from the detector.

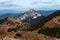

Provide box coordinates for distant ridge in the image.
[0,13,19,19]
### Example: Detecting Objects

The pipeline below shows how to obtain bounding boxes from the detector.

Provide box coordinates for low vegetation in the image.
[38,27,60,38]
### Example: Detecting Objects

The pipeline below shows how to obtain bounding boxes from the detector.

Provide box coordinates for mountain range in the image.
[0,13,19,19]
[0,9,60,40]
[0,9,45,24]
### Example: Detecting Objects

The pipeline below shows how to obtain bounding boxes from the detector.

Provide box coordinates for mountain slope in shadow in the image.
[28,10,60,31]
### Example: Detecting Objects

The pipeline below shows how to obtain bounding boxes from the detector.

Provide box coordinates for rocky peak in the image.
[15,9,43,23]
[27,9,36,12]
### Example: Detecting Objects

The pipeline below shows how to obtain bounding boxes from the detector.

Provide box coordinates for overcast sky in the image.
[0,0,60,10]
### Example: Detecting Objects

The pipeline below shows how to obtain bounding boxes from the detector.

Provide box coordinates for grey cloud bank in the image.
[0,0,60,10]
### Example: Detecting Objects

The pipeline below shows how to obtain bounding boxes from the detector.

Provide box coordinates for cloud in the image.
[0,0,60,10]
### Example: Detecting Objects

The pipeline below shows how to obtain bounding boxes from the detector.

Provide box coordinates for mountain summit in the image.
[15,9,45,24]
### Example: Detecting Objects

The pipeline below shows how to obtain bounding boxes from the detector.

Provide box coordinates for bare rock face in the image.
[53,16,60,25]
[15,9,45,24]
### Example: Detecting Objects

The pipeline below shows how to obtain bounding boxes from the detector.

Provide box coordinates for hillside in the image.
[28,10,60,31]
[37,10,60,39]
[0,17,51,40]
[0,17,30,32]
